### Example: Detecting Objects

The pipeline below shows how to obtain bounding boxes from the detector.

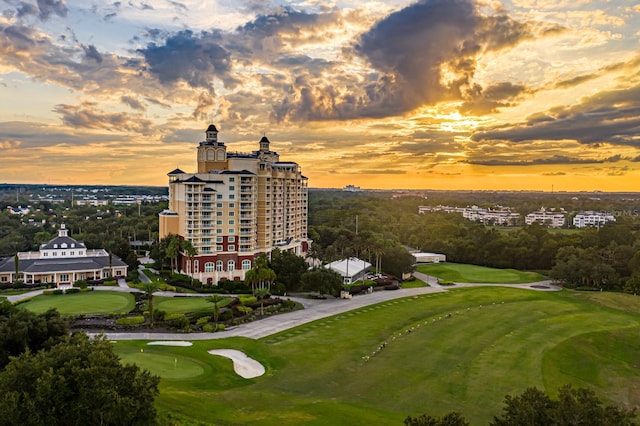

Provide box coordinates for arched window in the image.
[227,260,235,271]
[216,149,225,161]
[205,262,214,273]
[216,261,223,271]
[207,149,215,160]
[193,260,199,273]
[242,259,251,270]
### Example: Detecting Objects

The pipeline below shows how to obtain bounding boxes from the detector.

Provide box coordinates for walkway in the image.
[9,271,561,341]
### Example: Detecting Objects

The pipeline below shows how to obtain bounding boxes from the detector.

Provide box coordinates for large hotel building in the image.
[159,125,309,284]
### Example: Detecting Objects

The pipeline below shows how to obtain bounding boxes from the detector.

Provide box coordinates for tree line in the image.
[309,191,640,291]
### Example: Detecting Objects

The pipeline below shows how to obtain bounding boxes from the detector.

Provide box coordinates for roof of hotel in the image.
[206,124,218,132]
[168,168,185,175]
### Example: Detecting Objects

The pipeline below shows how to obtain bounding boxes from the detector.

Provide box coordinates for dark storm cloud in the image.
[16,2,38,18]
[36,0,67,20]
[53,103,154,135]
[472,85,640,147]
[467,154,623,166]
[272,0,546,121]
[82,44,103,63]
[137,29,235,89]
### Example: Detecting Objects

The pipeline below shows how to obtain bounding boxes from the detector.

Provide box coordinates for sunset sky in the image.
[1,0,639,191]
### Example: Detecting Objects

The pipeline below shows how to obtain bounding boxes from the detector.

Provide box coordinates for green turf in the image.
[154,296,231,315]
[18,291,135,315]
[416,262,546,283]
[113,288,640,425]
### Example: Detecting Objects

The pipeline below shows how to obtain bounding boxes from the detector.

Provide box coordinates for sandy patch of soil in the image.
[207,349,265,379]
[147,341,193,347]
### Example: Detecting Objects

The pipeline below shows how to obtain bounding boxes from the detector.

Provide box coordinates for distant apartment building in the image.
[525,208,566,228]
[573,211,616,228]
[419,205,520,226]
[0,224,128,286]
[159,125,309,284]
[343,185,361,192]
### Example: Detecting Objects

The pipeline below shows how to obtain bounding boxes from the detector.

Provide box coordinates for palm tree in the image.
[206,294,224,324]
[141,281,159,328]
[244,268,258,294]
[254,287,269,316]
[181,239,198,284]
[166,237,180,272]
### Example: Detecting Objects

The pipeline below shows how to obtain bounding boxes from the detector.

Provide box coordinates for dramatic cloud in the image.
[467,154,623,166]
[137,30,233,90]
[472,85,640,147]
[272,0,546,121]
[53,103,154,135]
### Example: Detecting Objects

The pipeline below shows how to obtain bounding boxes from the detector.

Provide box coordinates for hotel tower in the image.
[159,125,309,284]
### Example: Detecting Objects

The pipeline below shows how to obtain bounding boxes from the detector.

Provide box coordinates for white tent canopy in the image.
[325,257,372,284]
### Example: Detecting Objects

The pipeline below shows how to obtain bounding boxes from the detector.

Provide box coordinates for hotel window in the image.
[60,274,69,282]
[216,229,222,234]
[229,203,235,208]
[216,261,223,271]
[217,220,223,225]
[229,220,235,225]
[217,202,223,208]
[229,212,235,216]
[217,212,223,216]
[229,177,235,182]
[228,228,235,234]
[227,260,235,271]
[228,236,235,242]
[228,245,235,251]
[1,276,6,282]
[205,262,214,272]
[242,260,251,270]
[70,251,75,256]
[229,186,235,190]
[43,252,48,257]
[216,245,223,251]
[216,237,223,243]
[217,194,222,199]
[193,260,199,273]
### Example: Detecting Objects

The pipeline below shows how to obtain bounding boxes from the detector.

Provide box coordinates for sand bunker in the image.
[208,349,265,379]
[147,341,193,347]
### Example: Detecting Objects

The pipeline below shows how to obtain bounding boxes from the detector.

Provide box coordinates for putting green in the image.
[119,350,205,380]
[17,291,135,315]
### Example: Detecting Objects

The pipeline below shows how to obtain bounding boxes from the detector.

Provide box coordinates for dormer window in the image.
[61,243,68,248]
[71,243,75,248]
[54,244,58,248]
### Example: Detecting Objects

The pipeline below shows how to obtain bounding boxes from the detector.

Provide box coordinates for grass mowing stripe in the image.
[17,291,135,315]
[110,288,640,425]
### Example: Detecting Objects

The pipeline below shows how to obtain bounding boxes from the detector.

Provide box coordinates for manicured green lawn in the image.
[154,296,231,315]
[114,288,640,425]
[18,291,136,315]
[416,262,546,283]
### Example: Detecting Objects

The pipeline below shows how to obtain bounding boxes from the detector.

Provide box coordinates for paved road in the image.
[93,285,447,341]
[9,271,561,341]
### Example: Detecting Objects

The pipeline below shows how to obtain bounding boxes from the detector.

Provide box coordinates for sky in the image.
[1,0,639,192]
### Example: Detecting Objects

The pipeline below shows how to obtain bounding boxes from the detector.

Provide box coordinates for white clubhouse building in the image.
[0,225,128,287]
